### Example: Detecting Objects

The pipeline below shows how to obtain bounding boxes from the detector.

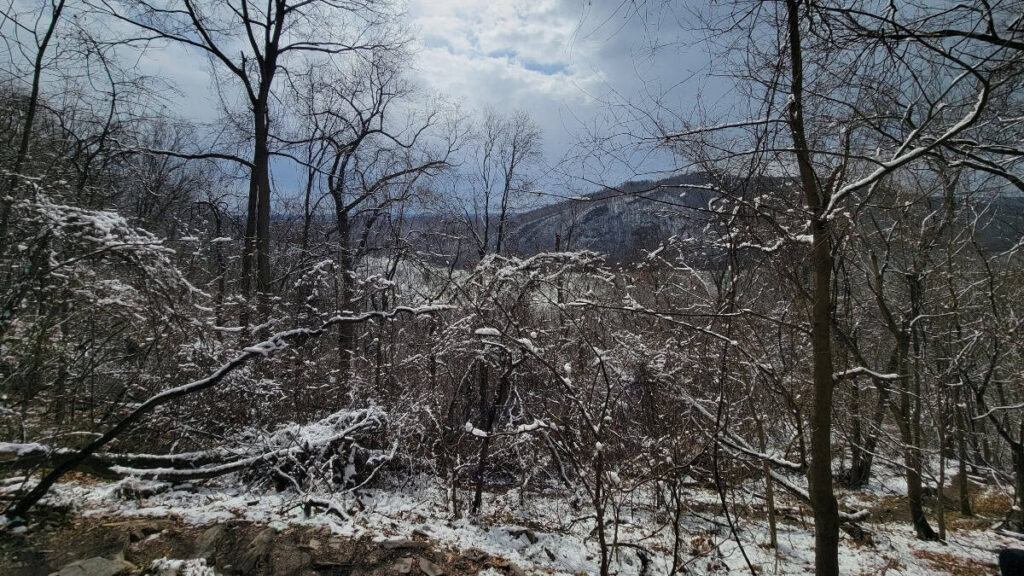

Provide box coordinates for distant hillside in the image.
[500,173,1024,262]
[404,172,1024,266]
[503,173,723,263]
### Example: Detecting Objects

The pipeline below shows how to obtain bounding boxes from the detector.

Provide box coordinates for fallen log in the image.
[5,303,447,521]
[1,443,121,480]
[0,408,389,485]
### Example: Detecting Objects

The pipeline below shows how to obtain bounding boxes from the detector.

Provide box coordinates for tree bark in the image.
[471,359,489,515]
[756,414,778,548]
[336,207,355,381]
[253,89,273,317]
[1016,428,1024,532]
[955,387,973,515]
[845,381,888,488]
[784,1,840,572]
[594,448,610,576]
[893,337,939,540]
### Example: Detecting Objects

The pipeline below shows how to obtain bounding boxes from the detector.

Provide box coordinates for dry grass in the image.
[864,495,912,524]
[61,471,109,485]
[972,489,1014,518]
[945,511,996,531]
[911,548,996,576]
[855,555,903,576]
[861,486,1012,534]
[850,491,880,503]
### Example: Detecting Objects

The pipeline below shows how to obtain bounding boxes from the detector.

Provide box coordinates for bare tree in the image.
[463,109,541,259]
[290,52,459,378]
[0,0,68,253]
[641,0,1021,569]
[99,0,400,322]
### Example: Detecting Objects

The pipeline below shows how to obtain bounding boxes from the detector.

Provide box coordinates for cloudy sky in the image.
[404,0,716,187]
[4,0,729,195]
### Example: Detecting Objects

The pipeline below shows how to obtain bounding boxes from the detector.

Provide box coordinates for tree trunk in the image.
[783,0,840,570]
[848,377,865,481]
[904,433,937,541]
[240,174,258,332]
[471,360,505,516]
[449,467,460,519]
[1015,429,1024,532]
[806,217,841,574]
[240,103,272,332]
[955,387,973,515]
[908,279,940,540]
[336,208,355,381]
[756,415,778,548]
[845,381,887,488]
[937,406,948,540]
[472,434,491,516]
[594,448,610,576]
[253,106,272,315]
[212,213,227,335]
[893,345,938,540]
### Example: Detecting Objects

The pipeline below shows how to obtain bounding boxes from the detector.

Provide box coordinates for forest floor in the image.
[0,471,1018,575]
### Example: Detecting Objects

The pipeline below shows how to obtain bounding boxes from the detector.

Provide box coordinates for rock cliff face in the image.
[404,172,1024,267]
[502,173,722,264]
[500,173,1024,263]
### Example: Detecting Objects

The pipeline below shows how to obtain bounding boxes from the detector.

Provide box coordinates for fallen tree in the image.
[2,305,449,521]
[2,408,390,487]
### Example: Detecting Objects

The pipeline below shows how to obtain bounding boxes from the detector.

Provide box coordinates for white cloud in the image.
[406,0,652,182]
[408,0,603,108]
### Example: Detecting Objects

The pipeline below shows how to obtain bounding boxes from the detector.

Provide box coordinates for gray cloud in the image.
[1,0,713,194]
[405,0,709,187]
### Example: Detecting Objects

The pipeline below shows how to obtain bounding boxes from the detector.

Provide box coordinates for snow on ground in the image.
[41,478,1013,575]
[150,557,216,576]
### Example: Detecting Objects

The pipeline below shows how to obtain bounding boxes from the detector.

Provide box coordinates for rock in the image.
[193,524,227,561]
[270,549,312,575]
[307,538,321,550]
[235,527,276,574]
[418,558,445,576]
[114,479,170,500]
[508,562,527,576]
[129,521,163,543]
[314,561,349,570]
[463,548,489,562]
[381,539,429,551]
[54,555,136,576]
[508,528,539,544]
[148,558,213,576]
[392,556,414,574]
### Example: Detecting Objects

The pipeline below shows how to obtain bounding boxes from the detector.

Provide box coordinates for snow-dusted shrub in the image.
[237,406,395,493]
[0,177,210,447]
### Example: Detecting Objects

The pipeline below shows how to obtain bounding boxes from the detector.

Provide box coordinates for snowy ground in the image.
[31,475,1014,576]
